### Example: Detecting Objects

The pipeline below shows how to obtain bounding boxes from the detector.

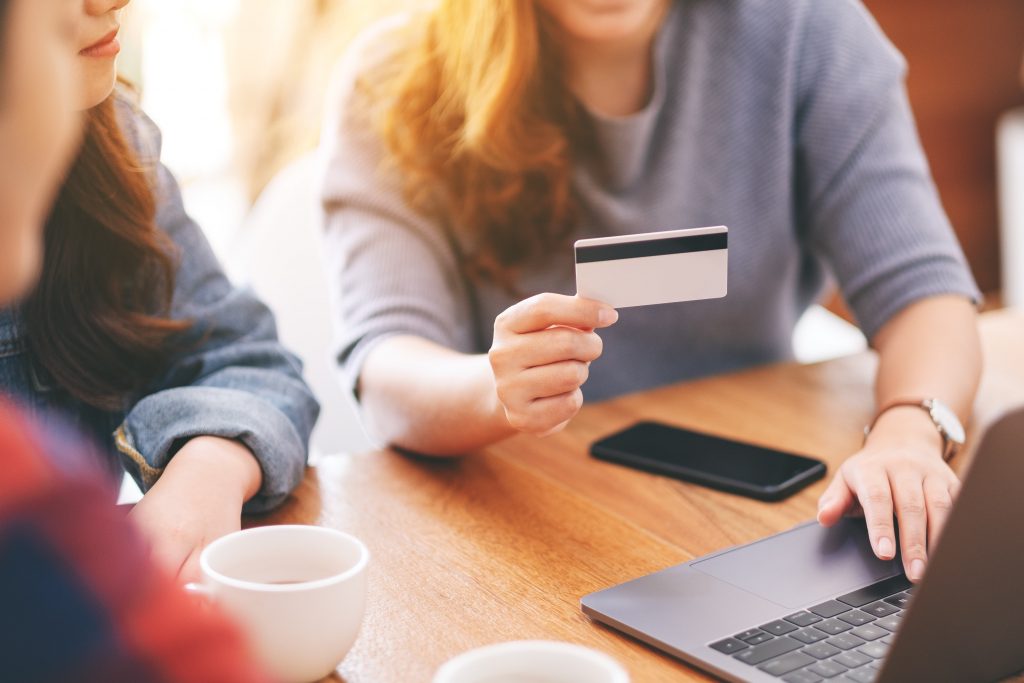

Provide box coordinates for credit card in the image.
[574,226,728,309]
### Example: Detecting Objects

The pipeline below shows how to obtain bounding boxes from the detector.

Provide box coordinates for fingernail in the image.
[817,496,831,511]
[910,559,926,581]
[877,537,894,558]
[598,308,619,326]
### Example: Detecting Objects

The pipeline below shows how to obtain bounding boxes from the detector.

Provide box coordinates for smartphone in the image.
[590,421,826,501]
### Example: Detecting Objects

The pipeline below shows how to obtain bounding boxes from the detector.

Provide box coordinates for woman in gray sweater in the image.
[320,0,981,583]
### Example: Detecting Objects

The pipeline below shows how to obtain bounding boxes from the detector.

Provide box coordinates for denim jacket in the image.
[0,95,319,513]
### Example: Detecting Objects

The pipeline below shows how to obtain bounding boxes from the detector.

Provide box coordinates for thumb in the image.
[817,470,854,527]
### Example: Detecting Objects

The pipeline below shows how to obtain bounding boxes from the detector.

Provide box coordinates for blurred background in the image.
[120,0,414,251]
[112,0,1024,463]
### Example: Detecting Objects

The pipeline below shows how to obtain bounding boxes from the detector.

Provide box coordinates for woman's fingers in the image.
[923,475,957,554]
[493,326,604,370]
[825,444,963,583]
[849,467,897,561]
[890,472,929,581]
[497,293,617,334]
[498,362,588,434]
[816,469,855,527]
[491,293,616,436]
[504,388,584,435]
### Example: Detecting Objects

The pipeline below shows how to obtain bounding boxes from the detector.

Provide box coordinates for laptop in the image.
[582,406,1024,682]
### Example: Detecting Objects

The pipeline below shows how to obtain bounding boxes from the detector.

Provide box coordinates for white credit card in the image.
[574,226,728,309]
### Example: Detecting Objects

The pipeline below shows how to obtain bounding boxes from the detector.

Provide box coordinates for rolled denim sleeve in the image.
[115,110,319,513]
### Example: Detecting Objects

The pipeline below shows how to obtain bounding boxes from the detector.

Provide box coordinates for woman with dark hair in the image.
[0,0,319,581]
[0,1,270,679]
[321,0,982,583]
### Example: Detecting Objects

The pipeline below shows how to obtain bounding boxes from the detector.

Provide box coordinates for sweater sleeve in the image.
[795,0,980,341]
[116,106,319,514]
[318,19,476,399]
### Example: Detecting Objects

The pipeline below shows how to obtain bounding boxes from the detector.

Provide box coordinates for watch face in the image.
[930,400,966,444]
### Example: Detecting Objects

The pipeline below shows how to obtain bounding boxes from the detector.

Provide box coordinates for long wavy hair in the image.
[376,0,586,288]
[23,94,188,411]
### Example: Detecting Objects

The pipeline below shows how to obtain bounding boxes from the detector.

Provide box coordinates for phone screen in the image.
[591,421,824,495]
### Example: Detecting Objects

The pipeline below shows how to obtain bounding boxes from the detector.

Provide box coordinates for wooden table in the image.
[259,310,1024,683]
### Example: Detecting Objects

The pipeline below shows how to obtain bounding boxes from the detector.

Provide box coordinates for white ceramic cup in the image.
[188,525,369,683]
[433,640,630,683]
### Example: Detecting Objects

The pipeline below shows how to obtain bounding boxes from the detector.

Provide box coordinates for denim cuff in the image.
[115,386,308,513]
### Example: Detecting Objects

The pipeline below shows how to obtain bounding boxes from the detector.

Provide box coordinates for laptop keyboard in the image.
[709,574,913,682]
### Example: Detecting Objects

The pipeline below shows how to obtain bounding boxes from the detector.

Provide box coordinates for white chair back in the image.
[227,154,372,457]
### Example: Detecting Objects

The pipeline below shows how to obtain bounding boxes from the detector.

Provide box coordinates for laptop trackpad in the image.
[691,518,901,609]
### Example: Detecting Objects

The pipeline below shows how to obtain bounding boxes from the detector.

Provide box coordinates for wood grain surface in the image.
[255,310,1024,683]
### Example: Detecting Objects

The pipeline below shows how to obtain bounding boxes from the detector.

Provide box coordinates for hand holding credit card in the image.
[574,226,728,309]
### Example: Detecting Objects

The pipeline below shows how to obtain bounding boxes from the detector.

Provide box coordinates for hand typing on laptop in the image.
[816,295,979,583]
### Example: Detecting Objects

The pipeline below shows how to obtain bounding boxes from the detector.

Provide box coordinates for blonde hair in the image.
[378,0,582,286]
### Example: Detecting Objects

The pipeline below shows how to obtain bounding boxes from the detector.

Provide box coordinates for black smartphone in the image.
[590,421,826,501]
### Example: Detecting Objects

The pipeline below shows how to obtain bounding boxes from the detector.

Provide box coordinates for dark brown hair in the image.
[23,94,188,410]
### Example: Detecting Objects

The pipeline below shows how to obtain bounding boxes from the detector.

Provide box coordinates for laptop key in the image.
[759,652,817,676]
[883,593,910,609]
[850,624,887,641]
[837,610,875,627]
[762,619,799,636]
[783,671,824,683]
[734,636,804,665]
[808,659,848,678]
[801,642,841,659]
[792,628,830,644]
[709,637,748,655]
[826,634,866,651]
[736,628,765,641]
[836,575,912,607]
[857,642,889,659]
[880,636,894,646]
[809,600,852,618]
[785,612,823,627]
[862,601,899,618]
[874,615,901,632]
[833,651,872,668]
[746,632,775,645]
[814,618,853,636]
[844,667,877,683]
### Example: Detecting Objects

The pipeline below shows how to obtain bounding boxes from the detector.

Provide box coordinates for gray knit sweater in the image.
[319,0,979,403]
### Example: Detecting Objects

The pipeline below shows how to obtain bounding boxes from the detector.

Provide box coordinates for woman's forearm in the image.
[359,296,614,456]
[359,336,515,456]
[868,295,981,449]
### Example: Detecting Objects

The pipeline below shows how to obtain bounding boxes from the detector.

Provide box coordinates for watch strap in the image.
[865,399,959,462]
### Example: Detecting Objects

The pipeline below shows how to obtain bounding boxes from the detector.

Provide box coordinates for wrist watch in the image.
[864,398,966,462]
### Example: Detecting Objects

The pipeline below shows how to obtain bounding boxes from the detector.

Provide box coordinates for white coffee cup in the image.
[187,525,369,683]
[433,640,630,683]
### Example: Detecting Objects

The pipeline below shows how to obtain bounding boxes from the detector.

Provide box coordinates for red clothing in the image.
[0,403,273,683]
